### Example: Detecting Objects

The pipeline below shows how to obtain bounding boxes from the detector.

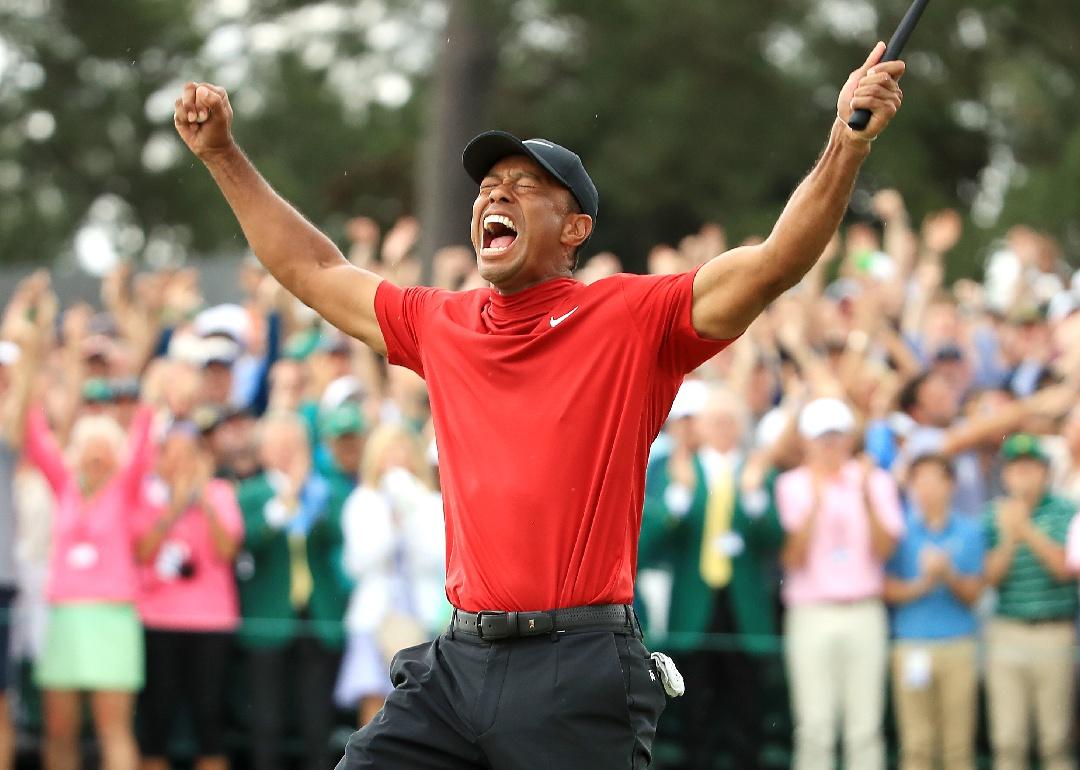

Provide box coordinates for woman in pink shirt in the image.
[133,422,243,770]
[22,400,155,770]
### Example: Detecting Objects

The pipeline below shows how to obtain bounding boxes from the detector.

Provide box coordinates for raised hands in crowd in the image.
[1,187,1079,770]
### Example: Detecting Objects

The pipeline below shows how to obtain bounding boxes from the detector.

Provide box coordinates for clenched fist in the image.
[836,42,906,142]
[174,82,235,160]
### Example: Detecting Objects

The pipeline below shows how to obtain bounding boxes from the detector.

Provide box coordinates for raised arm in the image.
[692,43,905,340]
[174,82,386,354]
[2,274,57,451]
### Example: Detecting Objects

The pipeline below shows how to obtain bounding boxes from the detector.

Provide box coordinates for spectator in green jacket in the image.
[235,411,343,770]
[641,383,786,770]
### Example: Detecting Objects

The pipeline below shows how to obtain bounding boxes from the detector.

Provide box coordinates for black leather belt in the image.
[451,604,638,641]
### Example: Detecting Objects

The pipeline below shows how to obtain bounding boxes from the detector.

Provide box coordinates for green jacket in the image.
[639,453,784,653]
[236,470,351,649]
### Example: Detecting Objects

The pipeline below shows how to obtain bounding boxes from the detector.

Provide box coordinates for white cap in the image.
[166,332,240,367]
[320,375,363,415]
[194,303,250,347]
[798,397,856,439]
[668,379,709,421]
[0,341,20,367]
[166,332,206,365]
[755,406,790,449]
[198,336,241,366]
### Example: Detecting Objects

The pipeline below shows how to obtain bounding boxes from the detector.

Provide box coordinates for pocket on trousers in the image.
[614,635,667,769]
[388,639,436,689]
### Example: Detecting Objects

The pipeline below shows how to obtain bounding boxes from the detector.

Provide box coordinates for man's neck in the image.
[491,268,574,296]
[921,505,949,531]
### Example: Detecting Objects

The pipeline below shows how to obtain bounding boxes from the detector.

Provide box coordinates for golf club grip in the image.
[847,0,931,131]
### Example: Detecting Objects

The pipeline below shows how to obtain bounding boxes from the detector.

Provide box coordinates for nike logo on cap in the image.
[549,307,579,328]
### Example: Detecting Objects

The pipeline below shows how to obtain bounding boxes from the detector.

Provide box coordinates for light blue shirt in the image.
[886,505,985,640]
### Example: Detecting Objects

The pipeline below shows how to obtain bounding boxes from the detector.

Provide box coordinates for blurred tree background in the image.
[1,0,1077,279]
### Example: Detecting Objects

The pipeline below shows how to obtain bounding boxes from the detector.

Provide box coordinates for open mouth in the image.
[481,214,519,255]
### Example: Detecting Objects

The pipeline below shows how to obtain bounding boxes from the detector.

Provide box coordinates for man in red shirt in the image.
[174,42,904,770]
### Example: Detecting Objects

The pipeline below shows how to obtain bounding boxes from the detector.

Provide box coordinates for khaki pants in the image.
[785,601,888,770]
[892,638,978,770]
[986,618,1077,770]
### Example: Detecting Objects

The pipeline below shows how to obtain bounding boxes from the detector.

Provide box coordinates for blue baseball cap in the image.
[462,130,599,223]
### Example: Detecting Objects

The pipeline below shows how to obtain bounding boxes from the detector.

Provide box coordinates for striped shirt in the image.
[984,494,1079,621]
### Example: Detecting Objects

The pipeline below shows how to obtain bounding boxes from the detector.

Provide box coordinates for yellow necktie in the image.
[700,460,734,588]
[288,532,314,609]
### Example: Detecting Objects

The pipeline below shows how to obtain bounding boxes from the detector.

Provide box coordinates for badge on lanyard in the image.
[67,542,99,570]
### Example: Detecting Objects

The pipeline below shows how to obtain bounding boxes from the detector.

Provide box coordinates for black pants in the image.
[139,628,233,757]
[248,636,342,770]
[336,627,667,770]
[675,589,766,770]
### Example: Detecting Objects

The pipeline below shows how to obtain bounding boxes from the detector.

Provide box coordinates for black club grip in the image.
[848,108,874,132]
[847,0,931,131]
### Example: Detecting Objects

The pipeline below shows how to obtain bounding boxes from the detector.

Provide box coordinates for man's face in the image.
[329,433,363,476]
[470,155,588,292]
[666,416,699,450]
[696,405,742,454]
[202,361,233,404]
[210,416,256,474]
[917,372,958,427]
[908,461,954,513]
[259,420,308,474]
[805,431,854,469]
[1002,458,1049,501]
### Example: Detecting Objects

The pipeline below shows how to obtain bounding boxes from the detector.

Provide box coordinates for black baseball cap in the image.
[462,130,599,223]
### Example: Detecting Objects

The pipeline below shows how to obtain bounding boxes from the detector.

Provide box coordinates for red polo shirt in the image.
[375,270,734,612]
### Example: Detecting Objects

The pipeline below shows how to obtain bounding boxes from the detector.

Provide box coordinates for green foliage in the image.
[0,0,431,267]
[1,0,1077,275]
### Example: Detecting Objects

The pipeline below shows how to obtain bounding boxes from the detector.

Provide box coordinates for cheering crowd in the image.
[0,187,1078,770]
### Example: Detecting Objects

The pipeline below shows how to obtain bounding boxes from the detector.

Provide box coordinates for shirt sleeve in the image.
[618,270,739,376]
[956,519,987,577]
[373,280,446,378]
[775,470,809,533]
[868,469,906,538]
[207,479,245,544]
[23,408,69,496]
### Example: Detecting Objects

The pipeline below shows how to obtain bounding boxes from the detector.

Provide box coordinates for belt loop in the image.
[547,610,559,643]
[449,608,456,640]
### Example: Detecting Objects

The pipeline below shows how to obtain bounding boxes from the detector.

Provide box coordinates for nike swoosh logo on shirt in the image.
[549,307,579,328]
